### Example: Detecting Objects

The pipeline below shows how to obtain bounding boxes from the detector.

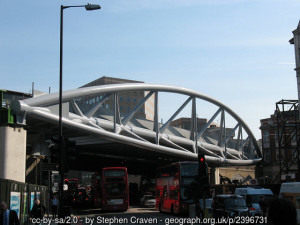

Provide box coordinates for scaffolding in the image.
[274,100,300,183]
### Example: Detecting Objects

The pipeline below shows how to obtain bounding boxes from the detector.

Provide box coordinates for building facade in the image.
[260,104,300,183]
[257,21,300,184]
[78,76,155,120]
[170,117,218,132]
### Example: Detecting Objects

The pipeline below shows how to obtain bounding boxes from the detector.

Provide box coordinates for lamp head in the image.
[85,4,101,10]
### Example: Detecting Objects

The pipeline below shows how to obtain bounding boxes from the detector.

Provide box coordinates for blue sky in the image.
[1,0,300,139]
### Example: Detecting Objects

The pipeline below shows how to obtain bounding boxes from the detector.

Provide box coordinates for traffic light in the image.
[198,153,209,189]
[64,139,78,172]
[49,136,60,163]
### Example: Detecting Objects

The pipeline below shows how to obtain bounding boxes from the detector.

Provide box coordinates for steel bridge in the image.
[11,83,262,171]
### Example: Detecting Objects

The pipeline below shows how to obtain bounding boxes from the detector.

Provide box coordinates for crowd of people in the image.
[0,194,299,225]
[0,195,59,225]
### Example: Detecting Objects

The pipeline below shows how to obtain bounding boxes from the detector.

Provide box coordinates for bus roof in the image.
[103,167,127,170]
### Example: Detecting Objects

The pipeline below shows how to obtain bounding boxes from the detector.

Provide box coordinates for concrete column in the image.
[0,126,26,182]
[209,167,220,185]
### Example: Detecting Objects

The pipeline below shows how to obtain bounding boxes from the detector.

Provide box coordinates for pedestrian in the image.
[29,199,46,220]
[0,201,20,225]
[259,196,267,216]
[50,196,59,218]
[267,197,297,225]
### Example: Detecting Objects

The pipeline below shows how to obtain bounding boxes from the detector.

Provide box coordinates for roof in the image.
[235,187,273,195]
[1,89,32,97]
[80,76,144,88]
[215,194,243,198]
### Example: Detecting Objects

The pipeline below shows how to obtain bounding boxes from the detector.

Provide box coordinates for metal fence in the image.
[0,178,48,225]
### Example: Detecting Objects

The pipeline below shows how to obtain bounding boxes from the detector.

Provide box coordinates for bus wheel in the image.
[171,205,174,215]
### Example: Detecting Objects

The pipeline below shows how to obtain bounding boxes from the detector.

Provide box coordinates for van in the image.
[279,182,300,224]
[234,187,273,215]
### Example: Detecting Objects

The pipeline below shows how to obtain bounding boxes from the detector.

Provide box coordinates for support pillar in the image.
[0,126,26,182]
[210,167,220,185]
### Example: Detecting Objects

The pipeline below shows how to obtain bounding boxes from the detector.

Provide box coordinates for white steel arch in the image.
[12,83,262,166]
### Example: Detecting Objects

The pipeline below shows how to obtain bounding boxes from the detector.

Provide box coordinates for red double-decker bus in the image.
[101,167,129,211]
[156,161,200,215]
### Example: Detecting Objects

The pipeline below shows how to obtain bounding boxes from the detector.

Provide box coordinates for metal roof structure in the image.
[11,83,262,167]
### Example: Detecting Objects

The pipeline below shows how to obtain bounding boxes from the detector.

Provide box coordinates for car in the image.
[144,198,156,208]
[72,187,88,206]
[139,195,155,207]
[212,194,248,219]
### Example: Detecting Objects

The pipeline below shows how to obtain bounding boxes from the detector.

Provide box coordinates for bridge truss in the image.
[12,84,262,166]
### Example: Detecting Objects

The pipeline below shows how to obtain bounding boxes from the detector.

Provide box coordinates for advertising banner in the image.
[10,192,21,218]
[30,192,35,210]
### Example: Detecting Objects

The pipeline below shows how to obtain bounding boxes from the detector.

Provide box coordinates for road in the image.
[38,206,267,225]
[71,207,199,225]
[40,206,204,225]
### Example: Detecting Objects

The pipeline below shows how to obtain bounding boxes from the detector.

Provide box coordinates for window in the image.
[133,98,137,103]
[264,149,271,162]
[163,186,167,198]
[120,97,123,102]
[126,97,131,103]
[120,106,123,111]
[127,106,130,112]
[263,131,270,143]
[170,189,175,199]
[276,148,280,161]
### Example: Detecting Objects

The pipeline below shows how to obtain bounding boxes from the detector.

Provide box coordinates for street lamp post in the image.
[59,3,100,217]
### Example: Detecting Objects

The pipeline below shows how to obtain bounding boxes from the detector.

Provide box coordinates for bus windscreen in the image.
[104,170,125,177]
